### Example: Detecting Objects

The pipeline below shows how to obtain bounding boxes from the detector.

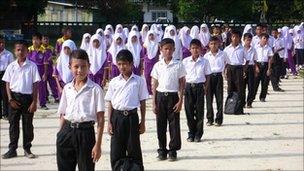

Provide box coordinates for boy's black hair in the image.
[260,33,269,39]
[159,38,175,47]
[209,36,220,42]
[256,23,263,28]
[231,29,241,37]
[116,49,133,63]
[190,39,202,47]
[32,32,42,40]
[69,49,90,63]
[271,28,278,32]
[14,40,28,48]
[62,26,72,34]
[243,33,253,39]
[42,34,49,38]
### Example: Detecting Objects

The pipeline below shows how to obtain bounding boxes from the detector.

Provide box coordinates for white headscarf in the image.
[87,34,107,75]
[104,30,113,49]
[151,24,163,42]
[107,33,125,66]
[126,31,142,68]
[140,24,149,42]
[131,25,139,32]
[143,30,159,59]
[242,24,253,36]
[96,28,104,37]
[190,25,200,39]
[179,26,192,49]
[199,24,211,47]
[115,24,123,33]
[56,40,77,83]
[80,33,91,51]
[105,24,114,34]
[163,25,182,60]
[282,26,293,58]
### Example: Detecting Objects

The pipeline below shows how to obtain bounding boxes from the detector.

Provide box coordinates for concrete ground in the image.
[0,78,303,170]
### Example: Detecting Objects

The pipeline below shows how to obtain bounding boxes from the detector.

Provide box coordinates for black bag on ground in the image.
[224,92,240,114]
[113,157,142,171]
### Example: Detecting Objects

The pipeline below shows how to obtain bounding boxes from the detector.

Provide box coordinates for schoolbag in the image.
[113,157,142,171]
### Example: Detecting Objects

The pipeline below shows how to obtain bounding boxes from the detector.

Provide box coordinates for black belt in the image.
[186,82,204,88]
[157,91,178,97]
[0,71,5,74]
[257,62,268,65]
[113,108,137,116]
[227,64,243,68]
[65,120,95,129]
[211,72,222,76]
[12,92,32,97]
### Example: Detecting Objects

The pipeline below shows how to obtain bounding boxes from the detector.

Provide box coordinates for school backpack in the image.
[224,92,242,114]
[113,157,142,171]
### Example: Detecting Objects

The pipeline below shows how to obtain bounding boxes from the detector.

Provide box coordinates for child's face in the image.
[160,44,175,60]
[64,46,71,56]
[131,36,137,43]
[190,44,201,57]
[260,36,268,46]
[14,44,28,60]
[32,36,41,48]
[272,30,278,38]
[116,38,122,45]
[209,41,219,52]
[65,30,72,39]
[69,58,89,81]
[85,36,90,43]
[231,34,240,45]
[117,27,122,33]
[148,34,155,41]
[186,29,190,35]
[202,27,207,32]
[42,36,49,45]
[0,39,5,51]
[117,60,133,75]
[93,39,100,48]
[243,37,252,47]
[169,30,175,36]
[255,26,262,35]
[144,26,149,31]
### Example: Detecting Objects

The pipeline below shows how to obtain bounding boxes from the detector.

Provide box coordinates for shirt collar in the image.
[68,78,95,90]
[13,58,30,67]
[160,58,178,66]
[0,49,7,56]
[118,72,136,81]
[28,45,45,53]
[189,56,203,62]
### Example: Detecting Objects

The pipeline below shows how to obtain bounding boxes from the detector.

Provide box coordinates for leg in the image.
[206,76,215,123]
[247,66,255,106]
[194,84,205,139]
[168,94,181,151]
[156,92,168,153]
[77,128,96,171]
[184,84,196,138]
[215,75,224,124]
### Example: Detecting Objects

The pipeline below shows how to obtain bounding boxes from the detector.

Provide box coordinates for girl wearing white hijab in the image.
[151,24,164,42]
[54,39,77,94]
[96,28,104,37]
[190,25,200,39]
[79,33,91,52]
[143,30,159,95]
[140,24,149,44]
[293,25,304,68]
[179,26,193,58]
[282,26,297,76]
[163,25,183,60]
[104,30,113,50]
[107,33,126,78]
[123,27,130,44]
[105,24,114,34]
[199,24,211,54]
[87,34,108,86]
[242,24,253,45]
[126,30,144,76]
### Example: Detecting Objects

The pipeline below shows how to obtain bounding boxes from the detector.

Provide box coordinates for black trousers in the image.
[0,71,9,118]
[56,121,96,171]
[244,65,255,106]
[156,91,181,153]
[8,92,33,151]
[270,54,283,90]
[254,62,270,100]
[206,73,223,124]
[184,83,205,139]
[110,109,143,171]
[226,65,245,114]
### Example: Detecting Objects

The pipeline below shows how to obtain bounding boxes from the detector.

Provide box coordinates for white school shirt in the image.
[151,59,186,92]
[244,47,257,65]
[2,59,41,94]
[104,73,149,111]
[255,44,274,62]
[273,38,286,58]
[268,35,275,48]
[0,49,14,71]
[204,50,228,73]
[224,44,247,65]
[182,56,211,83]
[252,35,260,48]
[57,78,105,123]
[293,35,304,49]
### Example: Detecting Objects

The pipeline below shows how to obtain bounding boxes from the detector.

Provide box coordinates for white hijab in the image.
[107,33,125,66]
[104,30,113,49]
[87,34,107,75]
[140,24,149,42]
[123,27,130,41]
[199,24,211,47]
[143,30,158,59]
[282,26,293,58]
[242,24,253,36]
[179,26,192,49]
[163,25,182,60]
[96,28,104,37]
[190,25,200,39]
[56,40,77,83]
[105,24,114,34]
[126,31,142,68]
[151,24,163,42]
[80,33,91,51]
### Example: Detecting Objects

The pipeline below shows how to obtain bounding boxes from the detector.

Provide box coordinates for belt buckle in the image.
[123,110,129,116]
[70,122,79,128]
[164,92,168,96]
[191,83,195,87]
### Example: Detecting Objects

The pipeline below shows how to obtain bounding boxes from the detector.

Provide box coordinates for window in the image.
[151,11,167,21]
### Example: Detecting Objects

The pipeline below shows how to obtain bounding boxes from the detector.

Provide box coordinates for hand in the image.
[9,99,21,109]
[139,122,145,134]
[91,145,101,163]
[173,100,182,113]
[28,102,37,113]
[266,69,272,76]
[101,79,107,87]
[108,122,113,135]
[42,74,47,82]
[243,72,247,79]
[152,103,158,115]
[223,72,227,80]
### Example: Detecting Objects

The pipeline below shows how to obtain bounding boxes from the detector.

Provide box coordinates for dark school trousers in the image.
[56,120,96,171]
[254,62,270,100]
[110,109,144,171]
[244,65,256,106]
[184,82,205,139]
[206,73,223,124]
[270,53,283,90]
[8,92,33,151]
[0,71,9,118]
[156,91,181,153]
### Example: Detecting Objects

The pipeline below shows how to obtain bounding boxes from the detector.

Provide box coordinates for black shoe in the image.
[274,88,284,92]
[194,137,201,142]
[168,151,177,162]
[2,150,17,159]
[187,137,194,142]
[54,99,60,103]
[214,122,222,127]
[24,149,36,159]
[157,150,167,161]
[260,98,266,102]
[246,105,252,108]
[206,122,213,126]
[40,106,49,110]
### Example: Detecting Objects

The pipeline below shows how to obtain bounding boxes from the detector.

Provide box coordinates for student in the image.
[243,33,258,108]
[87,34,108,87]
[41,34,59,103]
[190,25,200,40]
[179,26,192,59]
[107,33,125,79]
[271,29,285,92]
[80,33,91,52]
[27,32,49,110]
[0,35,14,119]
[224,30,248,114]
[105,49,148,170]
[211,25,223,49]
[252,24,263,48]
[140,24,149,44]
[126,31,144,76]
[55,27,72,56]
[104,30,113,50]
[182,39,211,142]
[2,40,40,159]
[293,26,304,69]
[163,25,183,60]
[253,33,274,102]
[199,24,210,55]
[204,36,227,126]
[56,49,105,171]
[151,38,186,161]
[143,30,159,95]
[54,40,77,95]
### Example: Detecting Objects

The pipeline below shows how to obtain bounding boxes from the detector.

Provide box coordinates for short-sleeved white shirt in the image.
[0,49,14,71]
[244,47,258,65]
[224,44,247,65]
[182,56,212,83]
[256,44,274,62]
[204,50,228,73]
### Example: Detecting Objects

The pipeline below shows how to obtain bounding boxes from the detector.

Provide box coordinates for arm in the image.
[28,82,38,113]
[139,100,146,134]
[6,82,21,109]
[92,111,105,163]
[43,63,48,81]
[267,55,273,76]
[151,78,159,114]
[173,77,185,113]
[107,102,114,135]
[204,75,210,95]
